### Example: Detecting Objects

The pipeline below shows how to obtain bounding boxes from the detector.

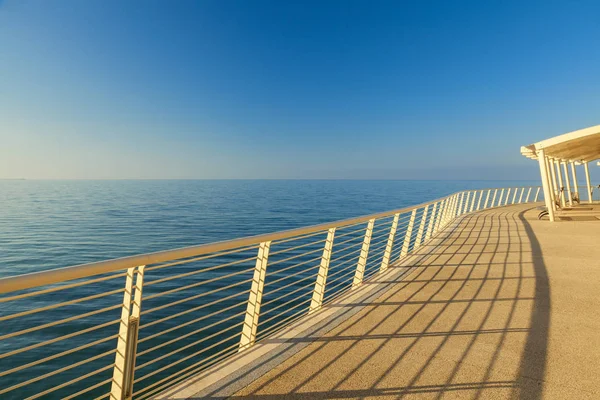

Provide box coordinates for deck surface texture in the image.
[229,204,600,400]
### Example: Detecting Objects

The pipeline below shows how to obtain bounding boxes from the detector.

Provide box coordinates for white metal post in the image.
[353,219,374,287]
[452,193,459,218]
[504,188,511,205]
[450,194,459,221]
[446,195,456,225]
[562,162,572,206]
[111,265,145,400]
[459,192,466,215]
[525,187,532,202]
[434,199,446,234]
[584,162,592,203]
[570,162,579,202]
[414,205,429,249]
[446,195,455,224]
[400,209,417,258]
[476,190,483,210]
[439,197,449,228]
[309,228,336,313]
[491,189,498,208]
[433,200,443,234]
[469,191,477,212]
[511,187,518,204]
[239,241,270,351]
[442,195,454,227]
[499,188,505,207]
[548,157,558,204]
[460,192,471,215]
[534,187,540,202]
[380,214,399,272]
[425,202,438,241]
[555,160,565,207]
[454,193,461,217]
[518,187,524,203]
[452,194,460,218]
[537,150,555,222]
[483,189,491,209]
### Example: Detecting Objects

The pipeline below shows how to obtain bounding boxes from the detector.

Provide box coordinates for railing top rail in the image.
[0,186,538,294]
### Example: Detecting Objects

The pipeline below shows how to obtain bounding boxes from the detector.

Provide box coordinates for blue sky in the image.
[1,0,599,179]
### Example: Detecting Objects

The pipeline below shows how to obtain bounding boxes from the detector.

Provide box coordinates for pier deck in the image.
[228,204,599,399]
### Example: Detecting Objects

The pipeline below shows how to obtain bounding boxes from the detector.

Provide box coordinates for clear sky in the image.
[1,0,599,180]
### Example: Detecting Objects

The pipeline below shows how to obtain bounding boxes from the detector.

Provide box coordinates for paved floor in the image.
[232,204,600,400]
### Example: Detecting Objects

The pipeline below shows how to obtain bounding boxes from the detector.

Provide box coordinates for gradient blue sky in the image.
[1,0,599,179]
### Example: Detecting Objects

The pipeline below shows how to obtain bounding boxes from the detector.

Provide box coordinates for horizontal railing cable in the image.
[140,277,253,316]
[139,290,250,332]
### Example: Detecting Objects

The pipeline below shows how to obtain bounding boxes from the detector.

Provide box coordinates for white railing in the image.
[0,186,542,400]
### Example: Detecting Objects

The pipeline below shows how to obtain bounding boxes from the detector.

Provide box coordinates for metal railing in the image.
[0,186,542,400]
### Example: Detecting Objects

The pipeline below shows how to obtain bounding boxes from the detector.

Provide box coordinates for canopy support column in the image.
[562,161,572,206]
[584,162,593,203]
[547,157,558,206]
[537,149,555,222]
[570,162,579,202]
[555,159,566,207]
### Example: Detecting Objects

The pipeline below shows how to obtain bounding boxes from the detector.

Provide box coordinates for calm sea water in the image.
[0,179,538,399]
[0,179,539,277]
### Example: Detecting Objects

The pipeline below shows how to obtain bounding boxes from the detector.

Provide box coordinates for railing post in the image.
[239,241,270,351]
[452,193,460,218]
[469,191,477,212]
[414,205,429,249]
[462,192,471,215]
[504,188,511,206]
[110,265,145,400]
[309,228,335,313]
[491,189,498,207]
[448,194,458,224]
[444,195,455,226]
[380,214,399,272]
[499,188,505,206]
[439,197,452,229]
[353,219,374,287]
[476,190,483,211]
[441,198,449,228]
[400,209,417,258]
[483,189,491,209]
[457,192,465,216]
[444,196,452,224]
[434,199,445,234]
[448,195,456,220]
[424,202,438,242]
[511,188,518,204]
[438,199,448,229]
[525,187,532,202]
[518,187,524,203]
[534,187,540,202]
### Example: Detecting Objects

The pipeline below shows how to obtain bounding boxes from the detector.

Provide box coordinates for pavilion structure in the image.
[521,124,600,221]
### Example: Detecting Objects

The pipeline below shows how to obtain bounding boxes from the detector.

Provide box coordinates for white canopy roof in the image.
[520,124,600,162]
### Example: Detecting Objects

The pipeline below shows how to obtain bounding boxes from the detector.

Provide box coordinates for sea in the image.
[0,179,539,399]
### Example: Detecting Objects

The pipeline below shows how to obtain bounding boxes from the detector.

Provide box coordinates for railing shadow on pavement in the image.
[193,207,551,400]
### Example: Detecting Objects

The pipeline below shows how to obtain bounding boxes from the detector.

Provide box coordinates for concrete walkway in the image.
[231,204,600,400]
